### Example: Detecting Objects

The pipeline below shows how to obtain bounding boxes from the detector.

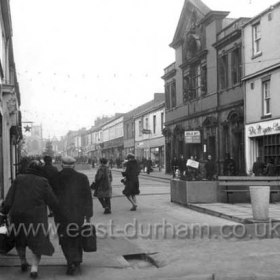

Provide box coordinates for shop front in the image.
[135,137,165,169]
[102,137,124,162]
[245,119,280,175]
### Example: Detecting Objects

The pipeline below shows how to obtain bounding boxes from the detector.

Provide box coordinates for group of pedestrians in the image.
[93,153,140,213]
[0,152,141,278]
[252,156,277,176]
[0,156,93,278]
[171,154,217,181]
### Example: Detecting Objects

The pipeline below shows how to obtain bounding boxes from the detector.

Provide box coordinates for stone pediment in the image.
[170,0,210,49]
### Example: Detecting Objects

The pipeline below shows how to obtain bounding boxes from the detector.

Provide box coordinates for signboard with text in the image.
[184,131,201,143]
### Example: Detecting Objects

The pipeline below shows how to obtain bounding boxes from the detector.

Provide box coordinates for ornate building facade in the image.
[162,0,247,174]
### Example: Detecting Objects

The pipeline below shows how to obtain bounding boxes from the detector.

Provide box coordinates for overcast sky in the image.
[10,0,278,138]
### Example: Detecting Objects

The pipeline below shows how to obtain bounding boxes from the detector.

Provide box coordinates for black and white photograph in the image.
[1,0,280,279]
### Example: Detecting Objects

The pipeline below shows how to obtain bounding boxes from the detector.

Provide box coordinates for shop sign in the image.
[247,120,280,137]
[84,144,96,153]
[184,131,201,143]
[186,159,199,169]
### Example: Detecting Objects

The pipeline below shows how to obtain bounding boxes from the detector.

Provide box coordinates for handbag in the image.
[81,223,97,252]
[0,218,15,254]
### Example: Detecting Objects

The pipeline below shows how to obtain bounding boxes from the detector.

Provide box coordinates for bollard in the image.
[249,186,270,221]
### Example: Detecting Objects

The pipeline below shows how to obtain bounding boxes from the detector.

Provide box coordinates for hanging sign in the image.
[184,131,201,143]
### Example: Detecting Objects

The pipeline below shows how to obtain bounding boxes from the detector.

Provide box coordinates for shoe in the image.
[130,205,137,211]
[30,272,38,279]
[66,264,76,275]
[104,208,111,214]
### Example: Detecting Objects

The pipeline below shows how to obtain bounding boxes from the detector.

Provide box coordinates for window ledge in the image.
[252,51,262,60]
[261,114,272,120]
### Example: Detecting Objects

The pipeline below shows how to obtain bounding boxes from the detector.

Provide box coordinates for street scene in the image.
[1,0,280,279]
[2,170,280,280]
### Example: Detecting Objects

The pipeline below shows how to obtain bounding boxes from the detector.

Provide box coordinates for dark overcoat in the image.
[42,164,59,188]
[94,165,112,198]
[1,170,59,256]
[53,167,93,265]
[54,168,93,226]
[122,159,140,196]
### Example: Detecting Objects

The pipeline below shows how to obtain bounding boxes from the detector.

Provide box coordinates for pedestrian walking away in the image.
[53,156,93,276]
[121,153,140,211]
[93,157,112,214]
[42,155,59,217]
[0,160,59,279]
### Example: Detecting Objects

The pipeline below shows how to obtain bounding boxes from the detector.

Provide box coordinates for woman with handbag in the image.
[0,160,59,279]
[93,158,112,214]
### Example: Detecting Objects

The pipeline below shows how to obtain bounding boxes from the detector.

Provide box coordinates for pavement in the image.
[2,170,280,279]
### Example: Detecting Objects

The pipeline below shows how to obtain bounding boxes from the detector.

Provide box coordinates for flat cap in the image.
[62,156,76,165]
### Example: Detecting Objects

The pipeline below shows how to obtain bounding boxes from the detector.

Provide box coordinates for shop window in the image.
[262,80,271,116]
[231,47,241,86]
[252,22,261,56]
[218,54,228,90]
[262,134,280,175]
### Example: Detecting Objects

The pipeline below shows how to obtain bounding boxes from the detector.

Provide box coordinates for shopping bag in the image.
[81,223,97,252]
[0,222,15,254]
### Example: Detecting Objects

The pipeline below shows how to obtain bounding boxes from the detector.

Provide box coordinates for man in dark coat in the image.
[252,157,266,176]
[223,153,237,176]
[178,154,186,177]
[171,156,178,178]
[122,153,140,211]
[42,155,59,217]
[205,154,216,180]
[0,160,59,279]
[53,156,93,276]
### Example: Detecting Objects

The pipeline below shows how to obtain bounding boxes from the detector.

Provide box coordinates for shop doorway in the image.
[208,136,216,160]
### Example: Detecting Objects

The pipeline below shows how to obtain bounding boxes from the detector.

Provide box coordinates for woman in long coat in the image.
[94,158,112,214]
[121,153,140,211]
[0,160,59,279]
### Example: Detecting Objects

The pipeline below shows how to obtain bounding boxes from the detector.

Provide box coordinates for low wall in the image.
[170,180,219,204]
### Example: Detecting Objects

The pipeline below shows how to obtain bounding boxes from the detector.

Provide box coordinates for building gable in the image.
[170,0,210,49]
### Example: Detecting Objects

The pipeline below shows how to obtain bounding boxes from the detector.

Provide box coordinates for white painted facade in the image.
[134,105,165,165]
[0,1,21,197]
[102,116,124,142]
[243,3,280,174]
